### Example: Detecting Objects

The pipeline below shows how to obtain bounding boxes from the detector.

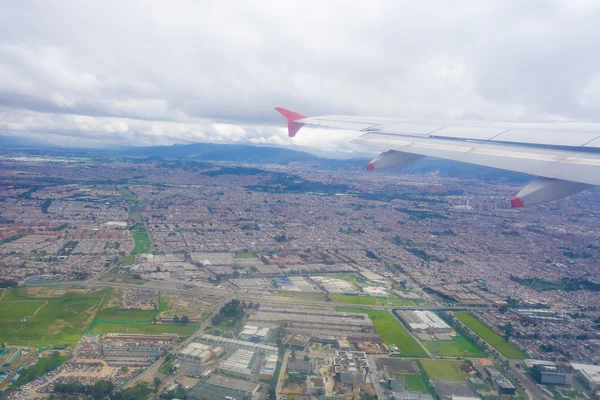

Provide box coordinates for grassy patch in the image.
[117,187,138,203]
[0,301,46,320]
[95,308,157,323]
[131,211,143,223]
[91,322,198,335]
[158,292,169,313]
[235,251,258,258]
[422,336,485,358]
[0,290,107,347]
[330,294,379,305]
[395,374,429,393]
[278,292,328,302]
[454,312,526,359]
[419,360,468,381]
[132,230,151,254]
[336,308,427,358]
[120,255,134,265]
[10,355,70,389]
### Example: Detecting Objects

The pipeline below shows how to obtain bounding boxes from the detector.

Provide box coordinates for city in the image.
[0,154,598,399]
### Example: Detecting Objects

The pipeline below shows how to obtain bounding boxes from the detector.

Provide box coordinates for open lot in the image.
[132,230,151,254]
[330,293,422,307]
[336,308,427,358]
[419,360,468,381]
[0,301,47,320]
[396,374,430,393]
[95,308,157,322]
[422,336,485,358]
[0,289,108,347]
[454,312,526,359]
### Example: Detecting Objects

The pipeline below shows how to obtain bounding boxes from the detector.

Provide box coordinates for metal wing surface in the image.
[275,107,600,206]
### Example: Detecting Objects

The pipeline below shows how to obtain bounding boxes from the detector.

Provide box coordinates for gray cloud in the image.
[1,0,600,153]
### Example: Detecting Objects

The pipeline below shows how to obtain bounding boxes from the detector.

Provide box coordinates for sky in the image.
[2,0,600,156]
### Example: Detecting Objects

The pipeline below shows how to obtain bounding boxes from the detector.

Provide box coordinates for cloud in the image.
[1,0,600,154]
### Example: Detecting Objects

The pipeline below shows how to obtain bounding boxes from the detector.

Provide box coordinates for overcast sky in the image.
[2,0,600,155]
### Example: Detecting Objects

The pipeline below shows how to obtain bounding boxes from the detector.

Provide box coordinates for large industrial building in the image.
[219,349,257,378]
[572,363,600,391]
[258,354,278,380]
[239,325,270,341]
[485,365,516,395]
[333,351,369,384]
[177,342,223,364]
[200,334,277,355]
[397,310,452,334]
[248,307,379,341]
[531,364,569,385]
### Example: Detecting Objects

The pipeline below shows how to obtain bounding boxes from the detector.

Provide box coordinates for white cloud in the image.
[1,0,600,155]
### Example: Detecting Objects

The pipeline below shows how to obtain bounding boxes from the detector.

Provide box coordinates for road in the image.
[367,355,386,400]
[275,350,290,398]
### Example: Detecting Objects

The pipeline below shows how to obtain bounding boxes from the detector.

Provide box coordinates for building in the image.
[397,310,452,334]
[258,354,278,380]
[239,325,259,340]
[531,364,569,385]
[571,363,600,392]
[337,338,352,351]
[201,334,277,355]
[177,342,214,364]
[220,349,257,378]
[485,365,516,395]
[2,350,21,367]
[239,325,270,341]
[287,359,313,374]
[333,351,369,384]
[305,376,325,395]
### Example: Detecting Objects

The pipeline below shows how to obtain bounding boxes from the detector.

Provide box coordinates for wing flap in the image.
[352,133,600,186]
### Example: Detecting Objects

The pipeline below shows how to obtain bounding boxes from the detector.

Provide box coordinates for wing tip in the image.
[275,107,307,137]
[511,196,524,208]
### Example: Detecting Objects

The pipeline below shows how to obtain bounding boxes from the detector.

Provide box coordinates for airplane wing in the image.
[275,107,600,207]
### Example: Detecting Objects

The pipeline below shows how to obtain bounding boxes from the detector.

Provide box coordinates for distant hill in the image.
[0,140,531,182]
[119,142,322,164]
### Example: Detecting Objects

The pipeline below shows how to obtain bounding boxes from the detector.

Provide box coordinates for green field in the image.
[326,273,361,284]
[454,312,526,359]
[278,292,328,302]
[419,360,468,381]
[95,308,157,322]
[0,290,107,347]
[336,308,427,358]
[132,230,151,254]
[330,294,419,307]
[120,254,134,265]
[131,211,143,223]
[117,187,138,203]
[235,251,258,258]
[422,336,485,358]
[330,294,378,305]
[91,322,199,335]
[395,374,429,393]
[0,301,46,320]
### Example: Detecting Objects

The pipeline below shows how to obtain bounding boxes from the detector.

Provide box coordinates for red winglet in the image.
[511,196,524,208]
[275,107,307,137]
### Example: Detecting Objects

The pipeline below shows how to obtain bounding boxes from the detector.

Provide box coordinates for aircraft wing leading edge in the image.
[275,107,600,207]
